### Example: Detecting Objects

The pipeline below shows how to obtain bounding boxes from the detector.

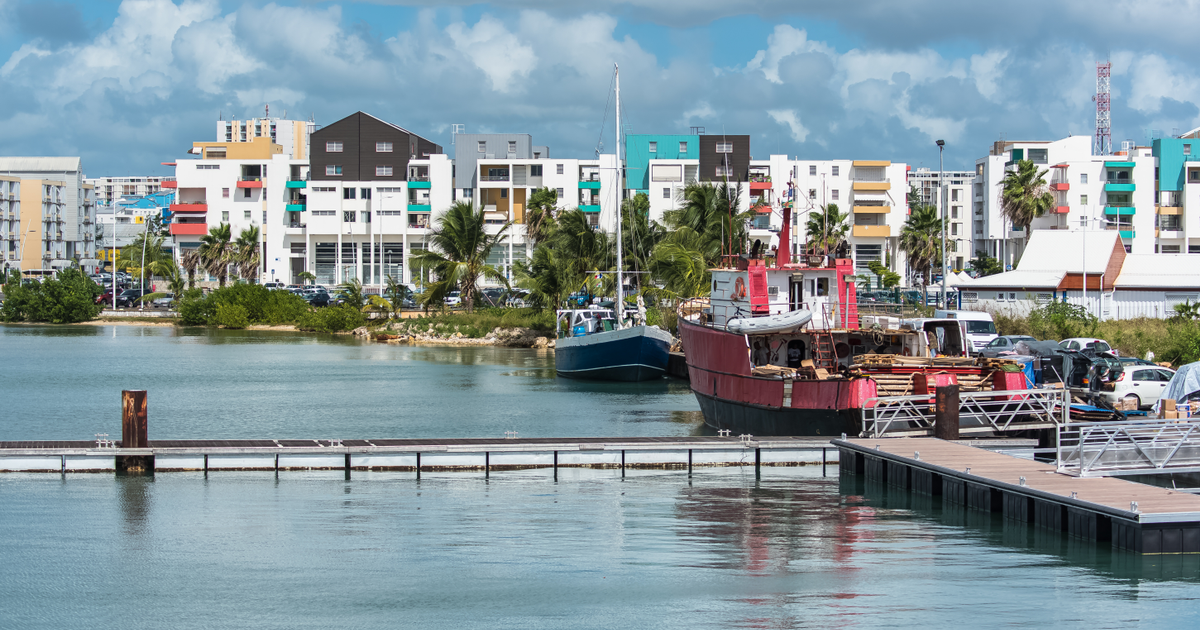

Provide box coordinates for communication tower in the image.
[1093,62,1111,156]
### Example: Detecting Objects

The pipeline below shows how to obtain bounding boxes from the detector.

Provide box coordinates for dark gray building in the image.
[311,112,442,182]
[699,135,750,183]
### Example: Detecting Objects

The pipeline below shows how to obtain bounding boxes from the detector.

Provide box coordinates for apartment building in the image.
[86,176,170,207]
[908,167,975,270]
[1150,135,1200,254]
[0,176,19,272]
[217,116,314,160]
[0,157,96,272]
[972,136,1156,270]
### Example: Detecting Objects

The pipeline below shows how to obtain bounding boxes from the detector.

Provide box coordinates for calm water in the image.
[0,324,701,440]
[3,325,1199,628]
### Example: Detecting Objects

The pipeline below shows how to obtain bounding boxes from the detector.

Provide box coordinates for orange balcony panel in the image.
[1050,182,1069,191]
[852,181,890,192]
[237,179,263,188]
[162,180,177,188]
[749,181,772,191]
[1053,206,1070,214]
[169,203,207,213]
[170,222,208,236]
[852,225,891,238]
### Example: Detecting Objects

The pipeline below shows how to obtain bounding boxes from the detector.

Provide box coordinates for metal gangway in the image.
[1057,418,1200,477]
[861,388,1069,438]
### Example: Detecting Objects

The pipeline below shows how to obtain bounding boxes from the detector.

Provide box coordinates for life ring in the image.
[733,277,747,301]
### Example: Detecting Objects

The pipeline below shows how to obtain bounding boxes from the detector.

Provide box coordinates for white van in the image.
[934,310,998,354]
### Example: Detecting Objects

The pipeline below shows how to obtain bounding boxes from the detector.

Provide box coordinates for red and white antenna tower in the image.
[1093,61,1111,156]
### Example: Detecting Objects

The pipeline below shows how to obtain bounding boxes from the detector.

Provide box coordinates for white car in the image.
[1059,338,1114,354]
[444,290,461,306]
[1098,365,1175,409]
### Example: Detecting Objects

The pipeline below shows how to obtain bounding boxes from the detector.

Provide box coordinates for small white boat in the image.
[725,309,813,335]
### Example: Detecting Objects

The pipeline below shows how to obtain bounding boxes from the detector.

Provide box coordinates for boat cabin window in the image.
[816,278,829,296]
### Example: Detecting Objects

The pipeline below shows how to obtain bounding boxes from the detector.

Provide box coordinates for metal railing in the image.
[861,388,1068,438]
[1057,418,1200,477]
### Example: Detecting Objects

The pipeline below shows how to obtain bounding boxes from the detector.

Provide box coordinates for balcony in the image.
[285,179,307,189]
[162,180,178,189]
[409,214,431,229]
[852,160,890,167]
[1120,229,1135,239]
[852,205,890,214]
[1104,205,1135,216]
[852,180,890,192]
[170,203,207,214]
[580,204,601,213]
[579,181,601,190]
[286,201,306,212]
[170,222,208,236]
[237,177,263,189]
[1158,206,1183,215]
[749,180,772,191]
[1105,161,1136,168]
[1053,206,1070,214]
[408,203,430,210]
[1104,182,1135,193]
[1050,182,1070,191]
[408,180,431,189]
[852,225,890,238]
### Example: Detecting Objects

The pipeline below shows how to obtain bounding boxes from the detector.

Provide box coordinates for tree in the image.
[410,200,511,313]
[867,260,901,288]
[297,271,316,285]
[181,249,202,289]
[384,275,412,317]
[524,187,559,246]
[968,254,1003,277]
[804,204,851,255]
[515,208,613,311]
[198,223,233,288]
[664,181,753,264]
[234,225,261,283]
[648,227,710,301]
[621,192,664,291]
[116,232,172,287]
[1,268,102,323]
[899,204,943,288]
[1000,159,1055,235]
[336,277,366,310]
[906,184,922,211]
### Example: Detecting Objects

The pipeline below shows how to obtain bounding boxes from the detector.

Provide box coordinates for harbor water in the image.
[2,325,1199,628]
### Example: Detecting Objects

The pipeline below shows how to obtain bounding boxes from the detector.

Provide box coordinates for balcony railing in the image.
[749,174,771,183]
[240,176,263,182]
[481,175,509,182]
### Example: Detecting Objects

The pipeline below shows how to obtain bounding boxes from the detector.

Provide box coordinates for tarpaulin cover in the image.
[1156,361,1200,413]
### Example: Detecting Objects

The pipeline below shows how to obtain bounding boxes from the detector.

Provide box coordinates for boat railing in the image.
[861,388,1068,438]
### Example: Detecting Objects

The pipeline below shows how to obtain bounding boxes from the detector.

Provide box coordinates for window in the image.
[197,164,220,170]
[244,210,252,220]
[243,188,251,199]
[500,189,508,198]
[1191,170,1200,183]
[951,206,959,219]
[376,142,393,153]
[362,211,371,223]
[831,190,839,201]
[1186,145,1193,156]
[556,188,564,199]
[312,187,336,192]
[651,164,683,182]
[221,211,229,222]
[648,141,657,152]
[809,189,816,199]
[1081,173,1088,184]
[716,142,733,153]
[360,188,371,200]
[343,188,356,200]
[952,223,959,236]
[832,166,839,177]
[1162,245,1181,253]
[809,165,817,176]
[663,187,671,199]
[326,141,343,153]
[530,165,542,176]
[952,189,960,201]
[222,188,230,198]
[556,164,564,175]
[343,211,356,222]
[715,166,731,177]
[1027,148,1048,164]
[854,244,882,272]
[678,142,687,153]
[508,141,517,154]
[1080,194,1088,205]
[376,165,393,177]
[326,165,342,176]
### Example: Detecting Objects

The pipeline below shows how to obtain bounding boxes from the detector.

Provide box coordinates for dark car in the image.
[977,335,1038,358]
[304,292,330,307]
[115,289,150,308]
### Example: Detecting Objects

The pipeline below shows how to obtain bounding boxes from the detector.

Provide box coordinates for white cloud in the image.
[0,43,50,76]
[767,109,808,143]
[969,49,1008,100]
[745,25,831,84]
[446,15,537,92]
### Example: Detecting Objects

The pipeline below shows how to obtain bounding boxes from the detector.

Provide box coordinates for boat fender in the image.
[903,346,911,356]
[733,277,747,301]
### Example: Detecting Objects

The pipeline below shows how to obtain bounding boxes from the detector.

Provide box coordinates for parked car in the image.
[1059,338,1114,354]
[115,289,150,308]
[977,335,1038,358]
[304,292,330,307]
[262,282,285,290]
[1118,356,1157,367]
[96,290,115,305]
[151,293,175,308]
[1096,365,1176,410]
[444,290,461,307]
[506,289,530,308]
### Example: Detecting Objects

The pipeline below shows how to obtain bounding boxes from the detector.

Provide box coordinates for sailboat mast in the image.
[614,63,624,327]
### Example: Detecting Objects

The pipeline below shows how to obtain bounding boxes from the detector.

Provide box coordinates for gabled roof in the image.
[1014,229,1118,274]
[0,157,82,173]
[959,270,1066,290]
[1116,255,1200,289]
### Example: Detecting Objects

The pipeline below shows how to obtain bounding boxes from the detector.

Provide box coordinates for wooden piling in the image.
[934,384,961,441]
[121,390,148,448]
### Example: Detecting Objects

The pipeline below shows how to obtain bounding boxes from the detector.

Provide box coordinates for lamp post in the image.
[936,139,946,309]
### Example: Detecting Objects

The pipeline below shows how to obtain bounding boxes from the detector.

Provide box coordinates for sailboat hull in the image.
[555,325,673,382]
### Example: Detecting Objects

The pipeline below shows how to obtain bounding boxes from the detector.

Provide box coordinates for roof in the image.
[1015,229,1118,274]
[0,157,82,174]
[1116,255,1200,289]
[958,270,1066,290]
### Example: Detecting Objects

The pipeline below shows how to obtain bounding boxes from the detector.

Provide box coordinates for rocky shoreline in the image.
[357,325,556,349]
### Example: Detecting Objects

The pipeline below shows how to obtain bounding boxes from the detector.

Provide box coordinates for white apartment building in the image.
[217,116,313,160]
[972,136,1156,270]
[0,176,20,272]
[909,167,975,271]
[86,176,171,206]
[0,157,97,272]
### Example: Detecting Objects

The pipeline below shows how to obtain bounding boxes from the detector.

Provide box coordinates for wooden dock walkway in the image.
[833,437,1200,554]
[0,436,839,474]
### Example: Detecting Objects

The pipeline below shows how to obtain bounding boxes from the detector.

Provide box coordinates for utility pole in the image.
[937,139,947,309]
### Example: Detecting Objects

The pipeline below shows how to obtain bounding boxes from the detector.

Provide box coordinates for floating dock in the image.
[834,437,1200,554]
[0,436,838,474]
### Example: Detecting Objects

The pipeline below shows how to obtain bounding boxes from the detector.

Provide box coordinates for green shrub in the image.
[176,288,212,325]
[212,303,250,329]
[0,268,102,324]
[297,304,366,333]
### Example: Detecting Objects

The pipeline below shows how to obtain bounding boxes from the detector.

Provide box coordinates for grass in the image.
[990,306,1200,366]
[390,308,555,339]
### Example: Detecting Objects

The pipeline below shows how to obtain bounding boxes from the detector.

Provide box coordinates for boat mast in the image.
[614,63,625,328]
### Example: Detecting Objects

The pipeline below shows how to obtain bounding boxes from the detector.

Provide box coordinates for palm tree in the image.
[621,192,664,291]
[337,278,366,310]
[524,187,559,246]
[899,205,943,289]
[648,227,710,301]
[198,223,233,288]
[297,271,316,286]
[234,226,261,283]
[665,181,754,264]
[410,200,511,313]
[1000,159,1055,236]
[116,232,174,290]
[384,275,411,317]
[181,249,201,290]
[804,204,851,255]
[514,208,613,311]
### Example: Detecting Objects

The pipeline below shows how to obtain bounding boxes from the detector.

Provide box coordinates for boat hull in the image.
[555,325,672,382]
[693,390,861,436]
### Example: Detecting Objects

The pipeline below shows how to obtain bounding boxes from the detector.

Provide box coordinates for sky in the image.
[1,0,1198,177]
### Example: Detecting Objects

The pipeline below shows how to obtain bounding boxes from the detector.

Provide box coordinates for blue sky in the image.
[1,0,1198,177]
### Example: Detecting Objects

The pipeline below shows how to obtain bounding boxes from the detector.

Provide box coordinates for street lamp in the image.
[936,139,946,309]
